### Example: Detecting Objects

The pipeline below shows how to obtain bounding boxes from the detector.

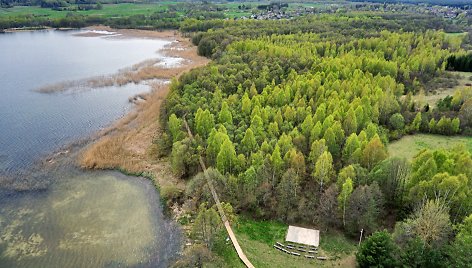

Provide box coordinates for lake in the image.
[0,29,182,267]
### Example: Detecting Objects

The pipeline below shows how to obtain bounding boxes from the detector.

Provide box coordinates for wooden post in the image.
[358,229,364,247]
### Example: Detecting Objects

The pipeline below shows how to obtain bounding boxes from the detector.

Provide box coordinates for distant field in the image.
[444,32,468,38]
[0,3,174,18]
[0,2,254,19]
[212,217,356,268]
[388,134,472,159]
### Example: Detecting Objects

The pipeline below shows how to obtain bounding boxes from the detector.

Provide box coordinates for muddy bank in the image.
[0,28,196,267]
[77,28,208,191]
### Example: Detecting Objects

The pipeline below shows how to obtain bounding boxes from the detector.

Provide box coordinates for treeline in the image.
[1,5,467,34]
[108,10,224,30]
[0,0,158,7]
[181,13,464,58]
[0,13,105,29]
[161,13,472,266]
[446,52,472,72]
[351,0,472,8]
[0,2,227,30]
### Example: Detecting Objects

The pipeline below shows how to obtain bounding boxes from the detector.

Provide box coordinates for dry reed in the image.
[78,31,209,189]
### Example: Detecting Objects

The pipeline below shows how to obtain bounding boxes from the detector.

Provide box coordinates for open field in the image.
[415,71,472,107]
[212,217,356,268]
[388,134,472,159]
[0,3,174,18]
[0,2,253,19]
[444,32,468,38]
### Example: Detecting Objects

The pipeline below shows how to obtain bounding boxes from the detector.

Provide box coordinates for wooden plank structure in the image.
[285,226,320,247]
[184,118,255,268]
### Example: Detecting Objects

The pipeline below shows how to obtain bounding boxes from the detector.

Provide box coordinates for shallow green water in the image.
[0,29,182,267]
[0,170,181,267]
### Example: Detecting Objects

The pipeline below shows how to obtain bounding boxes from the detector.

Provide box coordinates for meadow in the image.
[0,2,253,19]
[388,134,472,159]
[209,216,357,268]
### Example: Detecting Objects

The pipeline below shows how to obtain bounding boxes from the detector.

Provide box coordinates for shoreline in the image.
[36,26,201,94]
[2,26,207,193]
[75,26,208,211]
[0,26,209,264]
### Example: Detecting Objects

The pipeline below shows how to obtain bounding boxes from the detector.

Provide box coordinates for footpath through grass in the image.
[213,216,357,268]
[388,134,472,160]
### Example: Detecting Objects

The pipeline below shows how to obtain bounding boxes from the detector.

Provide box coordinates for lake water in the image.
[0,30,182,267]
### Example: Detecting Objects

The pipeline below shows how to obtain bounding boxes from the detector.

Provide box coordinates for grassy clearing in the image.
[213,217,357,268]
[415,71,472,107]
[444,32,468,38]
[224,11,252,18]
[388,134,472,159]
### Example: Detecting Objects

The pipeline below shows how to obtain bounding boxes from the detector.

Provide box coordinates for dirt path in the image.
[78,28,209,190]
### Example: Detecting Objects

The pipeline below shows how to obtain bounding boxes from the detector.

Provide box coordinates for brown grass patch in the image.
[415,71,472,107]
[78,30,209,189]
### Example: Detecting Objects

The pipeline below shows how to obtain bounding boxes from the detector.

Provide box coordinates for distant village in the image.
[232,1,471,21]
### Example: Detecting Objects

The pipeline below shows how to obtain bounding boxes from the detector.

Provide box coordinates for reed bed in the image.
[78,31,209,189]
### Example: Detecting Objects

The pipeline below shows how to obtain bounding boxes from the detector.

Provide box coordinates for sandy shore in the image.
[77,27,209,191]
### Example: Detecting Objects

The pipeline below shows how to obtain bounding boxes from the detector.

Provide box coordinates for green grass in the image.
[445,32,468,38]
[224,11,252,18]
[0,2,255,20]
[211,237,245,268]
[388,134,472,160]
[0,4,173,19]
[214,216,357,268]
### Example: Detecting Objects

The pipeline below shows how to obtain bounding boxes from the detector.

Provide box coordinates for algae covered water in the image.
[0,30,182,267]
[0,170,181,267]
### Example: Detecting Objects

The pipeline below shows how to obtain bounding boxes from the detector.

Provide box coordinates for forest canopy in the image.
[161,12,472,266]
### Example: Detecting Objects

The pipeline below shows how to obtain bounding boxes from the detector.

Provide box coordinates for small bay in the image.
[0,29,181,267]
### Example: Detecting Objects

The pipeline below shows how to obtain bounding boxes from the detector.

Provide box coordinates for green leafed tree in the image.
[389,113,405,130]
[206,127,230,165]
[240,128,257,157]
[191,203,223,250]
[343,133,361,164]
[276,169,300,222]
[241,92,252,115]
[168,113,185,142]
[356,231,398,268]
[270,145,284,183]
[216,139,237,174]
[338,177,353,227]
[218,101,233,125]
[448,214,472,267]
[361,135,388,170]
[195,108,215,138]
[313,151,334,192]
[346,183,384,235]
[250,114,265,143]
[171,138,199,178]
[343,107,358,135]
